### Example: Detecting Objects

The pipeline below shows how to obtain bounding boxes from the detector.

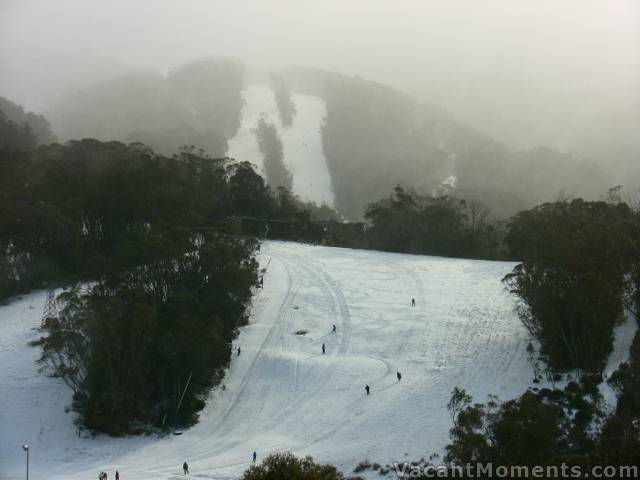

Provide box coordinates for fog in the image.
[1,0,639,181]
[1,0,637,147]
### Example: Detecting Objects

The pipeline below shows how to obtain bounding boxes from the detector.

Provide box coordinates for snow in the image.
[1,241,621,479]
[227,85,335,207]
[598,312,638,411]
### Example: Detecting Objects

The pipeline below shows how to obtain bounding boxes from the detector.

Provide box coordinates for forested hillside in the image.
[279,66,609,220]
[44,60,612,222]
[0,107,328,433]
[49,60,244,156]
[0,96,57,145]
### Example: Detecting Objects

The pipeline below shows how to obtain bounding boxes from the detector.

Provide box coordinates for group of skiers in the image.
[322,301,413,395]
[102,298,413,478]
[321,325,338,355]
[363,371,402,396]
[98,462,190,476]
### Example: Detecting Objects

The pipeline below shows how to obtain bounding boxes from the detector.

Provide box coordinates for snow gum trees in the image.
[504,198,639,373]
[364,185,502,259]
[39,233,259,434]
[253,114,293,192]
[270,74,296,128]
[242,452,344,480]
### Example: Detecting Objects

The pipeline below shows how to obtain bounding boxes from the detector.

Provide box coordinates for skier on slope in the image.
[252,451,257,464]
[411,298,416,307]
[332,324,337,333]
[183,461,189,474]
[397,372,402,381]
[365,384,370,395]
[322,343,326,354]
[237,346,241,357]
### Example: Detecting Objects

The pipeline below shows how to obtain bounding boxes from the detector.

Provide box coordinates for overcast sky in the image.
[1,0,638,151]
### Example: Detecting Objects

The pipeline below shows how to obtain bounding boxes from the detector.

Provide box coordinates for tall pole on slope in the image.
[22,444,29,480]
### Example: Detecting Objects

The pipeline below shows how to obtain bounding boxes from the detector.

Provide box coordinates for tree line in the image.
[3,97,639,446]
[0,111,324,433]
[363,185,504,259]
[443,353,640,471]
[439,194,640,471]
[505,196,640,373]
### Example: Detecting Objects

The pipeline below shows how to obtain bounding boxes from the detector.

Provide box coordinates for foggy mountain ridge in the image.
[278,64,613,219]
[0,96,57,146]
[2,0,637,171]
[5,58,625,221]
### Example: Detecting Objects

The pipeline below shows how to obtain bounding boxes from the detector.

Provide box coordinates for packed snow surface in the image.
[1,241,633,479]
[227,85,334,207]
[598,311,638,411]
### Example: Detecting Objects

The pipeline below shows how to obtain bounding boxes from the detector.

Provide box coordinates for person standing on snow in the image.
[115,471,120,480]
[397,372,402,381]
[332,324,336,333]
[237,346,241,357]
[411,298,416,307]
[322,343,326,354]
[252,451,257,464]
[183,461,189,474]
[365,384,370,395]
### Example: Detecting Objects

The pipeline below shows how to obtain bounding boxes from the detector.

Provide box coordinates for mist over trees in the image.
[253,114,293,192]
[276,65,612,222]
[0,109,38,155]
[454,144,607,219]
[364,186,503,259]
[0,108,324,301]
[37,60,621,223]
[165,59,245,138]
[50,72,170,140]
[0,96,56,145]
[270,73,296,128]
[124,126,228,158]
[319,73,451,220]
[0,106,341,433]
[48,59,245,156]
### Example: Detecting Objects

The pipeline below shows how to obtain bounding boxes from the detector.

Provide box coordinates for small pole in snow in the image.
[22,444,29,480]
[263,257,272,273]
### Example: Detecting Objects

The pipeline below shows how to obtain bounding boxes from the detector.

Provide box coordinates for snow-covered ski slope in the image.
[227,85,335,207]
[1,241,635,479]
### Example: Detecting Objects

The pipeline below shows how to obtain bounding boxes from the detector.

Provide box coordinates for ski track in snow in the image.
[0,241,635,479]
[227,85,335,207]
